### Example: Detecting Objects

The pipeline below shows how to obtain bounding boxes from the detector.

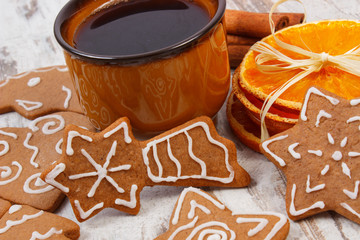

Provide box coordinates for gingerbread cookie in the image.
[0,65,83,119]
[41,116,250,221]
[0,199,11,219]
[155,187,290,239]
[0,201,79,239]
[142,116,250,187]
[260,87,360,224]
[0,112,95,212]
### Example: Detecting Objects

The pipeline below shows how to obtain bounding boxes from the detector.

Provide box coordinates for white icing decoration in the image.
[169,216,198,240]
[262,135,288,167]
[8,205,22,214]
[306,175,325,193]
[74,200,104,220]
[0,78,9,87]
[115,184,138,208]
[45,163,69,193]
[288,143,301,159]
[331,151,342,161]
[28,115,65,135]
[172,187,225,225]
[23,173,54,194]
[308,150,323,157]
[0,130,18,139]
[0,210,44,233]
[142,122,234,183]
[347,116,360,130]
[234,211,287,240]
[167,139,181,177]
[184,131,207,176]
[2,66,68,89]
[0,140,9,157]
[200,230,227,240]
[350,99,360,106]
[55,138,63,155]
[315,110,331,127]
[186,221,236,240]
[327,133,334,144]
[349,152,360,157]
[0,161,22,185]
[340,203,360,219]
[152,144,163,178]
[0,166,11,178]
[34,177,46,187]
[289,184,325,216]
[69,141,131,197]
[62,85,72,109]
[321,165,330,175]
[66,130,93,156]
[301,87,339,122]
[27,77,41,87]
[342,162,351,179]
[341,137,348,148]
[103,121,132,143]
[15,100,43,111]
[236,217,268,237]
[347,116,360,124]
[343,181,360,200]
[187,200,211,219]
[57,66,68,72]
[30,228,63,240]
[23,133,39,168]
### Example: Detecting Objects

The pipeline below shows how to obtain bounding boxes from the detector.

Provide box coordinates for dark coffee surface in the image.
[73,0,211,55]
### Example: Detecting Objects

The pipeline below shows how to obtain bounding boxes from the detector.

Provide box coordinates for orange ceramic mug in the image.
[54,0,230,132]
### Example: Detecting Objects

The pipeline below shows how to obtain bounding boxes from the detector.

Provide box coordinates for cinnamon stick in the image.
[228,45,252,69]
[225,10,304,38]
[227,34,258,46]
[288,12,305,26]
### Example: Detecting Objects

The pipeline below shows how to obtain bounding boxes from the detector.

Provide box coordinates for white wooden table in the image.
[1,0,360,239]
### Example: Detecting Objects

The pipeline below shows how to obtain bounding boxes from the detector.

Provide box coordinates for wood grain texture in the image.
[1,0,360,239]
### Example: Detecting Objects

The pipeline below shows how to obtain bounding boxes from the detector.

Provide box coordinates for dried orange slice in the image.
[227,84,295,152]
[231,20,360,142]
[232,68,297,135]
[229,20,360,150]
[238,20,360,113]
[226,91,261,152]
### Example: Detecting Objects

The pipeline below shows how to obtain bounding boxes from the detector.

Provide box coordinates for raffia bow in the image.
[252,0,360,141]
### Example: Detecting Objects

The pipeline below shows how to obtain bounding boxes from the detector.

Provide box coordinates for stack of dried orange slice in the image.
[227,20,360,152]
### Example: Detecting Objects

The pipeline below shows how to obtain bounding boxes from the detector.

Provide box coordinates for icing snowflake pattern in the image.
[261,87,360,224]
[44,118,145,222]
[155,187,289,240]
[68,140,132,197]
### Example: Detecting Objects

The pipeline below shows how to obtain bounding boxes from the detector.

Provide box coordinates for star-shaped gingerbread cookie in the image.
[155,187,290,240]
[43,117,146,222]
[0,65,83,119]
[42,116,250,221]
[260,87,360,224]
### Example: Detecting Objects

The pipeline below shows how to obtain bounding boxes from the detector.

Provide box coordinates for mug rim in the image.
[54,0,226,64]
